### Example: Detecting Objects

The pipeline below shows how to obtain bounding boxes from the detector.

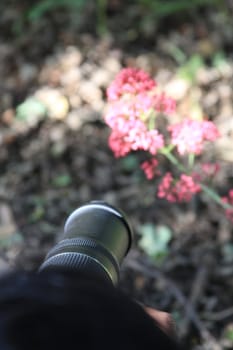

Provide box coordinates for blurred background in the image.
[0,1,233,348]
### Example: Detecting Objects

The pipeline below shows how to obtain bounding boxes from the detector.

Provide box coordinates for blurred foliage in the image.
[137,0,221,17]
[223,324,233,348]
[225,328,233,341]
[120,155,140,173]
[27,0,86,21]
[138,223,173,264]
[212,51,232,76]
[52,174,72,188]
[0,233,23,249]
[29,196,46,223]
[221,242,233,263]
[30,205,45,222]
[178,54,204,83]
[165,45,230,84]
[16,97,47,122]
[27,0,106,36]
[5,0,226,38]
[212,51,228,69]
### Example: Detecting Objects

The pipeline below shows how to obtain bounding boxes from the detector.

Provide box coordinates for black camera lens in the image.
[39,202,133,284]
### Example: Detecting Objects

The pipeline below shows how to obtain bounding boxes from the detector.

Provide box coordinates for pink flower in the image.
[104,93,157,128]
[108,118,164,157]
[146,130,164,154]
[106,68,156,101]
[105,91,176,130]
[126,126,164,154]
[153,93,176,115]
[157,172,176,202]
[168,119,220,155]
[141,158,160,180]
[108,118,147,157]
[104,100,136,129]
[105,68,176,159]
[108,130,132,157]
[201,163,220,177]
[174,174,201,201]
[157,172,201,202]
[192,162,220,182]
[222,189,233,222]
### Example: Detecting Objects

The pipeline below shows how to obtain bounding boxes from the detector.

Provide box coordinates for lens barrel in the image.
[39,202,133,285]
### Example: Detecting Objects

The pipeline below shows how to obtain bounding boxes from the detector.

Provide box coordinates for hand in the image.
[145,307,176,338]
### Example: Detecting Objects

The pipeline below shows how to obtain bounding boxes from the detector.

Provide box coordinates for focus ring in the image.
[45,237,120,278]
[41,237,120,284]
[39,253,112,283]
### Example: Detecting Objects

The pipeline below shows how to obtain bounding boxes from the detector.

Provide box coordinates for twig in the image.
[125,256,221,349]
[180,262,209,338]
[203,306,233,321]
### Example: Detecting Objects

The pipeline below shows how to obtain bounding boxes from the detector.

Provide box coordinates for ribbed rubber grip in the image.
[40,237,120,284]
[39,253,112,283]
[45,237,119,273]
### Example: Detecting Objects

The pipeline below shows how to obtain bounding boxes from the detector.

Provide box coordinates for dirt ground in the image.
[0,2,233,349]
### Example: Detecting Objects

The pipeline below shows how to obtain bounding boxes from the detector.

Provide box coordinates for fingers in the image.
[144,307,176,338]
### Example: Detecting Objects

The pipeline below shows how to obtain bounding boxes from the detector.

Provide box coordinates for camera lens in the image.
[39,202,133,284]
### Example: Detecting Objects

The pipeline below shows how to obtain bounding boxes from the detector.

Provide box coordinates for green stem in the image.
[159,147,186,173]
[159,146,233,212]
[188,153,195,170]
[200,183,233,210]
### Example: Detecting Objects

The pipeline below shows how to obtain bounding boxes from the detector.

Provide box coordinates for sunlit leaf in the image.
[138,223,172,263]
[16,97,47,121]
[212,51,227,69]
[223,324,233,345]
[29,205,45,223]
[52,174,72,187]
[178,54,204,82]
[226,329,233,342]
[0,232,23,248]
[221,243,233,263]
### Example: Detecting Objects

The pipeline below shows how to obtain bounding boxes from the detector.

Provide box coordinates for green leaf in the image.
[0,232,23,249]
[16,97,47,121]
[138,223,172,263]
[29,205,45,223]
[52,174,72,187]
[226,329,233,341]
[165,44,187,65]
[139,0,217,18]
[178,54,204,82]
[120,155,139,172]
[221,243,233,263]
[212,51,227,69]
[27,0,86,22]
[224,327,233,343]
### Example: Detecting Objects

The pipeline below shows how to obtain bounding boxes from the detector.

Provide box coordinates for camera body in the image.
[0,201,181,350]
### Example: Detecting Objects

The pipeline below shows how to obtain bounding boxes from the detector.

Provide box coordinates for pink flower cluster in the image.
[201,163,220,177]
[153,92,176,115]
[192,162,220,182]
[105,68,176,158]
[141,159,160,180]
[104,67,231,221]
[157,172,201,202]
[109,119,164,157]
[222,190,233,222]
[168,119,220,155]
[106,67,156,101]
